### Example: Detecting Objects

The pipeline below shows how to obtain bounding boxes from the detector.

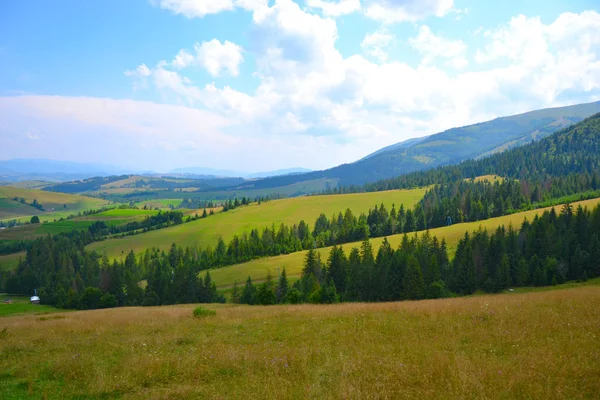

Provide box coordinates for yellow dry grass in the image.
[0,286,598,399]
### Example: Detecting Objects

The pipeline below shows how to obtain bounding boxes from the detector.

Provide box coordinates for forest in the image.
[237,203,600,305]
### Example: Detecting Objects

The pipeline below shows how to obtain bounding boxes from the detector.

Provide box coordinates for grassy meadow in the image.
[210,197,600,289]
[87,188,426,260]
[0,208,158,242]
[0,186,109,223]
[0,285,598,399]
[0,296,58,317]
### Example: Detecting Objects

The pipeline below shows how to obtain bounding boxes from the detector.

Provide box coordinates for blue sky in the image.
[1,0,599,173]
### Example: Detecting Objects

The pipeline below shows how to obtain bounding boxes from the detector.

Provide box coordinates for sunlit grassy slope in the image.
[0,186,109,222]
[87,188,426,259]
[0,296,58,317]
[211,197,600,288]
[0,208,159,242]
[0,285,598,399]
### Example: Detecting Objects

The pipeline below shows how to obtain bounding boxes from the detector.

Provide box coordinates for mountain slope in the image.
[235,101,600,189]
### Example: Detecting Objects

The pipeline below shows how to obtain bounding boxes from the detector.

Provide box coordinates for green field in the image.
[0,186,109,223]
[0,285,598,398]
[0,252,24,271]
[87,188,426,260]
[210,197,600,289]
[0,296,58,317]
[7,180,53,189]
[0,208,158,242]
[134,199,182,209]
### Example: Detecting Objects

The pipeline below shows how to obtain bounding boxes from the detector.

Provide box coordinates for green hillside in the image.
[0,186,109,222]
[210,197,600,289]
[86,188,426,259]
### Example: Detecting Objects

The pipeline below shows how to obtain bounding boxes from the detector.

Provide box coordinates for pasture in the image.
[87,188,427,260]
[210,197,600,289]
[0,208,157,242]
[0,296,58,317]
[0,186,109,223]
[0,285,598,398]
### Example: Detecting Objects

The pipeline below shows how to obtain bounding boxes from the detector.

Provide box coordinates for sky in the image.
[1,0,599,173]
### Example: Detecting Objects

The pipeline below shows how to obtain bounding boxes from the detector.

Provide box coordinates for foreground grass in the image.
[0,286,598,399]
[87,188,426,260]
[211,197,600,288]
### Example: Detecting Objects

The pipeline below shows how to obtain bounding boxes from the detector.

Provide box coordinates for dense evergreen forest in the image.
[237,203,600,305]
[4,201,599,308]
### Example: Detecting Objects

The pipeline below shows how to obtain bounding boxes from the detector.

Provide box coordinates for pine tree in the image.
[495,253,512,291]
[327,246,348,295]
[403,255,425,300]
[276,268,289,303]
[231,281,241,304]
[240,276,256,305]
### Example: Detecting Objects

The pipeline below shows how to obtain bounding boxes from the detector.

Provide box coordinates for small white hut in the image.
[30,289,40,304]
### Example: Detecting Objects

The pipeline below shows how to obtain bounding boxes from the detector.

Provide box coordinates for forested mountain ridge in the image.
[228,101,600,189]
[364,111,600,192]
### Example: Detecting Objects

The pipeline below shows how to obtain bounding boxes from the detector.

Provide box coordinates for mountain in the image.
[229,101,600,190]
[366,111,600,191]
[168,167,244,177]
[169,167,312,179]
[245,168,312,179]
[0,159,135,182]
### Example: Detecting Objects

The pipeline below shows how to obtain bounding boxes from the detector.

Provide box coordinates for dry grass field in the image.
[0,285,598,399]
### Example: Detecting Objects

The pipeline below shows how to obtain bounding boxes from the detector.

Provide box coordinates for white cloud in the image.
[307,0,361,17]
[168,40,244,76]
[115,8,600,169]
[157,0,235,18]
[361,30,394,62]
[171,49,195,69]
[157,0,270,19]
[124,64,151,77]
[364,0,454,23]
[196,39,244,76]
[408,25,468,69]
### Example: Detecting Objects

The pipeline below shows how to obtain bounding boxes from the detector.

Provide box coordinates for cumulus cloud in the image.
[361,30,394,62]
[408,25,468,69]
[364,0,454,23]
[132,5,600,154]
[10,5,600,171]
[196,40,244,76]
[157,0,236,18]
[307,0,361,17]
[169,40,244,76]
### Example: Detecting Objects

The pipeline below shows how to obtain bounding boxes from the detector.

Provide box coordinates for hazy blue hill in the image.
[236,101,600,189]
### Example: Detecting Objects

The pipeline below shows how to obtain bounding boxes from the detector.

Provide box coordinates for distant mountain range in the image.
[230,100,600,190]
[0,158,312,183]
[169,167,312,179]
[4,101,600,192]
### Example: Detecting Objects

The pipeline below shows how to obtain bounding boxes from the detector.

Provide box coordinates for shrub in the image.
[193,306,216,318]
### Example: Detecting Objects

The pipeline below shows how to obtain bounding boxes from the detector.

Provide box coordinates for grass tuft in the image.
[193,306,216,318]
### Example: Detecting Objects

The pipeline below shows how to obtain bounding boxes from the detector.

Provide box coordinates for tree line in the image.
[236,202,600,305]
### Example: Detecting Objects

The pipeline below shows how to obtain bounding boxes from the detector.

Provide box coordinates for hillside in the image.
[1,286,599,398]
[229,101,600,189]
[85,188,426,260]
[210,197,600,289]
[0,186,109,222]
